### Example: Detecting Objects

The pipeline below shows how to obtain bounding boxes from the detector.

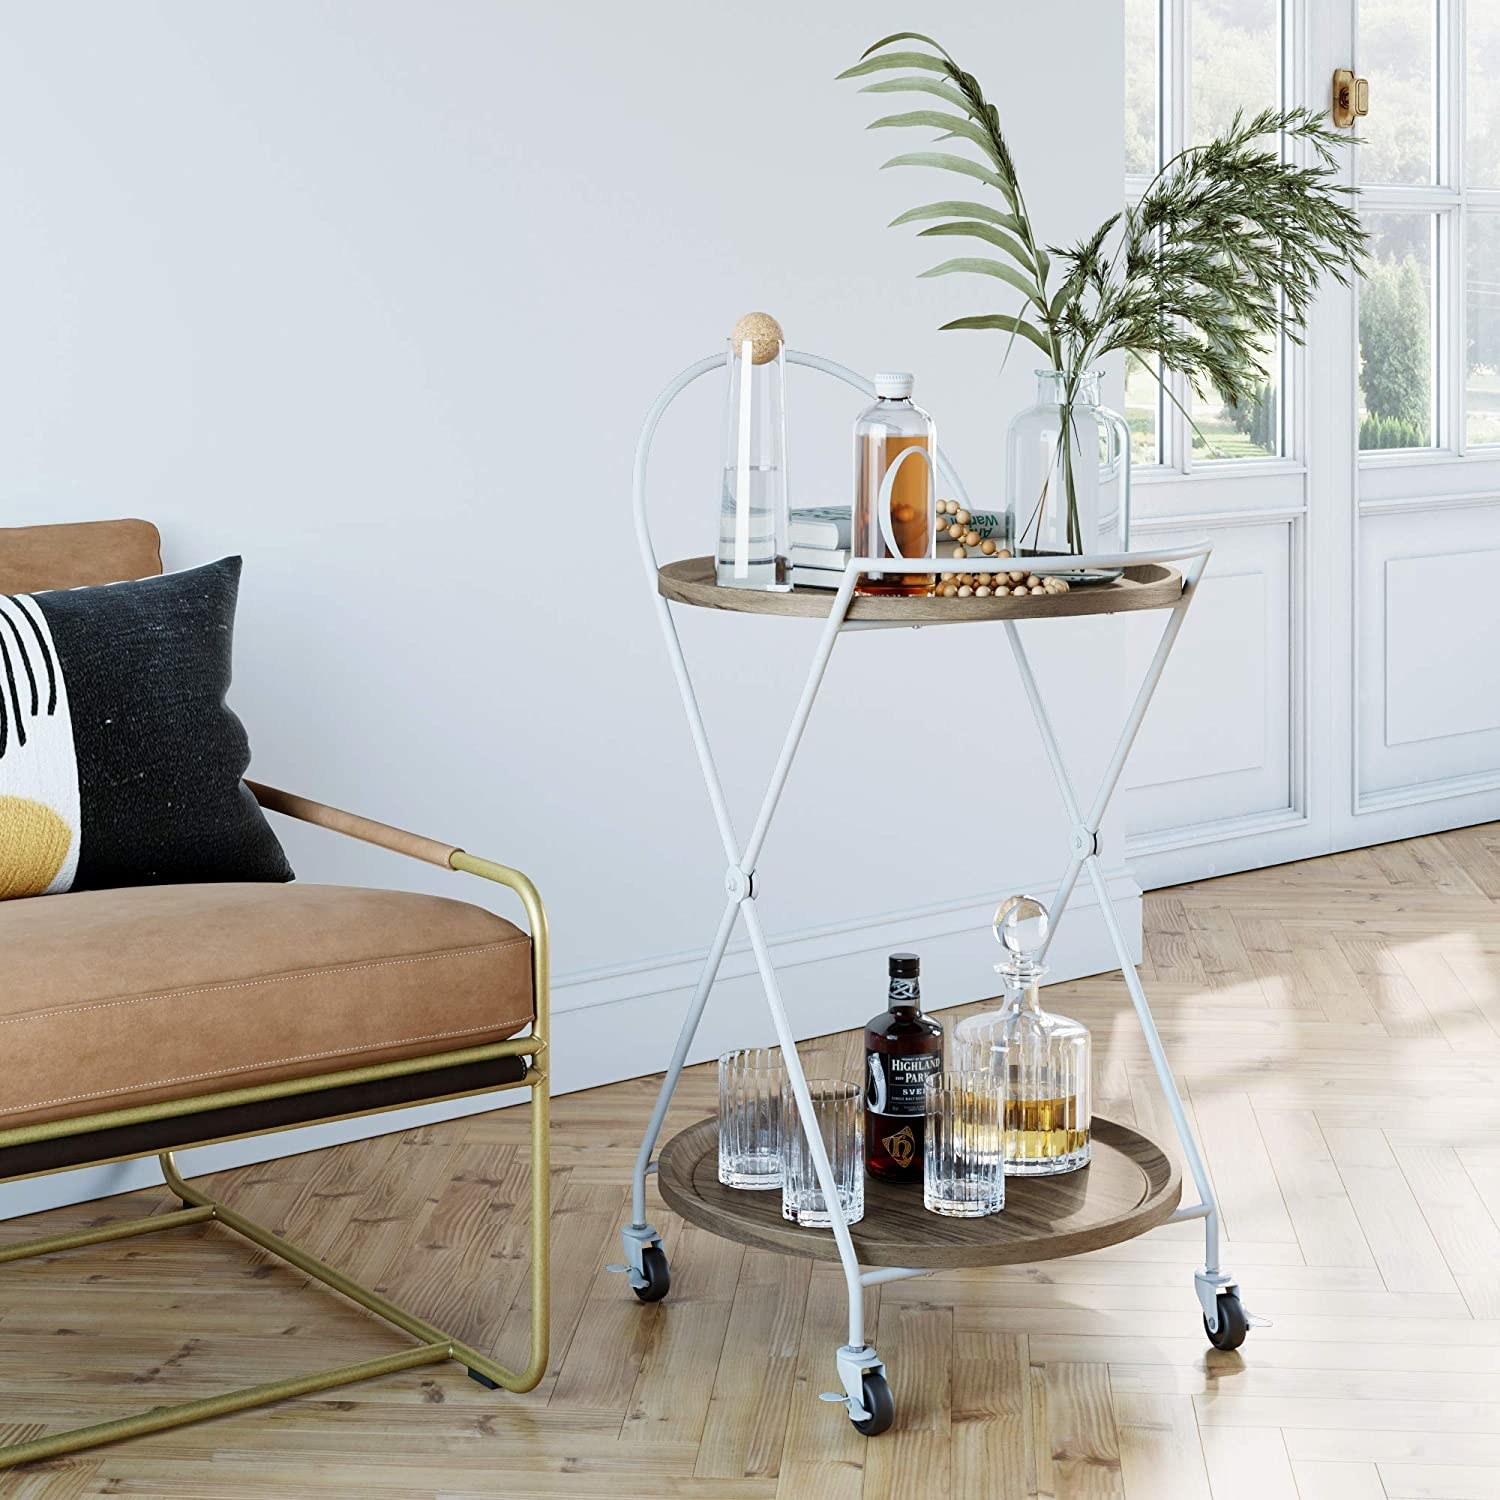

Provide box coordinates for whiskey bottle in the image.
[853,373,937,596]
[864,952,943,1182]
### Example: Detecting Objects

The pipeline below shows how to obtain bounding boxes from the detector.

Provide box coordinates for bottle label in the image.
[880,1122,919,1170]
[866,1050,941,1118]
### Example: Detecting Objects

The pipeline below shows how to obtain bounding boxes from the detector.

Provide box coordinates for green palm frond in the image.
[889,200,1029,236]
[916,221,1039,274]
[939,314,1053,358]
[840,37,1369,407]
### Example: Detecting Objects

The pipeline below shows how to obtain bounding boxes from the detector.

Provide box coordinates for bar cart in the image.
[612,349,1252,1436]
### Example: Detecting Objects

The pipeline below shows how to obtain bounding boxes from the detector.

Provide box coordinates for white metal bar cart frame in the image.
[615,349,1247,1433]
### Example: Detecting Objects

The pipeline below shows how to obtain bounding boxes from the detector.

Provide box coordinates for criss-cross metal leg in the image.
[611,569,890,1417]
[995,557,1255,1333]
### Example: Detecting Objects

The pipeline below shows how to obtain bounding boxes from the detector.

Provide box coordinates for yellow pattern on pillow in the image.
[0,795,72,900]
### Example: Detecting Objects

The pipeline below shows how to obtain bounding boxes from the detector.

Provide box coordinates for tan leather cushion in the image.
[0,519,164,593]
[0,883,533,1130]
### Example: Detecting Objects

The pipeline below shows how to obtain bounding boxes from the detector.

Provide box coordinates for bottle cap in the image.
[874,371,915,399]
[888,951,920,979]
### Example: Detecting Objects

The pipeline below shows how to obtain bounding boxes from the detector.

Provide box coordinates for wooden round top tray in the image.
[658,557,1183,623]
[657,1116,1181,1270]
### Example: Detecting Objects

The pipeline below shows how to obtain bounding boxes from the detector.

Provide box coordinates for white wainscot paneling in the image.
[1386,551,1500,744]
[1123,520,1295,848]
[1359,503,1500,806]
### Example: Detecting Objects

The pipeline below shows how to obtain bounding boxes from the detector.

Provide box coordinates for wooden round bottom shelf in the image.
[657,1116,1181,1270]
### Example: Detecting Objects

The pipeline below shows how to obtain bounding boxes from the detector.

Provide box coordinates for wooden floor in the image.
[5,826,1500,1499]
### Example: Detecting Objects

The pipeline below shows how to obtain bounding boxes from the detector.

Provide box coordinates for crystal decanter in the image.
[952,895,1092,1175]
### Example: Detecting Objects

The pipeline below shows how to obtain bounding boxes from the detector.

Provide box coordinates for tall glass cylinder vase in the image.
[1005,369,1131,584]
[717,333,791,591]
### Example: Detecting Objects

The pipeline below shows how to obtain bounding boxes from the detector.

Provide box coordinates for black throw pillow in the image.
[0,557,292,900]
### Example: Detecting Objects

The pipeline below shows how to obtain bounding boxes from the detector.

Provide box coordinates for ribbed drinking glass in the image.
[717,1048,785,1190]
[924,1072,1005,1217]
[782,1079,864,1228]
[948,1026,1008,1176]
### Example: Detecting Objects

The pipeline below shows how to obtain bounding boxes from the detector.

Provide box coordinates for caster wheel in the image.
[467,1368,500,1390]
[632,1244,671,1303]
[850,1371,895,1436]
[1204,1292,1249,1352]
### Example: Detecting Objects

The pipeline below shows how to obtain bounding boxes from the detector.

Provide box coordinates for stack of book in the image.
[788,505,1006,589]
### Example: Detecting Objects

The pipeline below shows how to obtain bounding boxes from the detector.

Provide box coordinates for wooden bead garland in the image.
[932,499,1071,601]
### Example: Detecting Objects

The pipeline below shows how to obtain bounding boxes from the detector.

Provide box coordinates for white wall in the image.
[0,2,1128,1214]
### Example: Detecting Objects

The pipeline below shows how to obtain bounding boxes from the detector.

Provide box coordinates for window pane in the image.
[1358,0,1436,185]
[1125,0,1157,176]
[1467,216,1500,447]
[1191,0,1278,144]
[1126,354,1161,465]
[1358,214,1436,451]
[1191,347,1279,461]
[1469,4,1500,188]
[1187,0,1279,461]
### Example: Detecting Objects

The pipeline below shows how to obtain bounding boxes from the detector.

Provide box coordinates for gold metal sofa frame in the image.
[0,783,550,1471]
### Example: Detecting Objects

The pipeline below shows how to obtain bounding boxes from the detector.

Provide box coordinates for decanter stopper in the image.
[994,894,1049,985]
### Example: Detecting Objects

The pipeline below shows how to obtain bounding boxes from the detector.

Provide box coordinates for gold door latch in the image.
[1332,68,1369,128]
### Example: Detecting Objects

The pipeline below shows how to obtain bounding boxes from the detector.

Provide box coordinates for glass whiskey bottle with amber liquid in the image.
[864,952,943,1182]
[853,373,936,596]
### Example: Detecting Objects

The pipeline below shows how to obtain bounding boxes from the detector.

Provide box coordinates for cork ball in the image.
[731,311,784,365]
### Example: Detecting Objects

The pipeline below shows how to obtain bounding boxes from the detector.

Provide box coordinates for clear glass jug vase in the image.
[1005,369,1131,584]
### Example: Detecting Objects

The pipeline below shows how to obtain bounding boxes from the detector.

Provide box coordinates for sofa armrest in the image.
[247,781,458,868]
[247,781,549,1040]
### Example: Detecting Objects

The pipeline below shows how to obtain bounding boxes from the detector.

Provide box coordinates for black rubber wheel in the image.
[632,1244,671,1303]
[1204,1292,1249,1351]
[850,1371,895,1436]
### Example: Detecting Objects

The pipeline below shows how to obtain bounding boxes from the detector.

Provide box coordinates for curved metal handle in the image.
[632,348,972,583]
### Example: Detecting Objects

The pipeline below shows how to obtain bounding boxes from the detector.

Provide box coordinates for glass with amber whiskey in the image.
[952,895,1091,1175]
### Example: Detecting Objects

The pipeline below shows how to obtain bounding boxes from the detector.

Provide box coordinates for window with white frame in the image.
[1358,0,1500,454]
[1124,0,1287,469]
[1357,0,1439,451]
[1128,0,1500,462]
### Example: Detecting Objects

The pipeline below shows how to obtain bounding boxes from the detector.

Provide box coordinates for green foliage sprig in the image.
[839,31,1369,412]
